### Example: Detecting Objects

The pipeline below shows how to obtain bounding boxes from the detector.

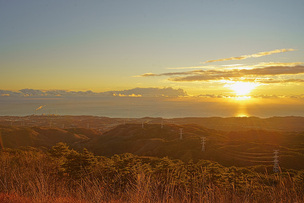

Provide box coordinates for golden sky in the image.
[138,49,304,97]
[1,1,304,117]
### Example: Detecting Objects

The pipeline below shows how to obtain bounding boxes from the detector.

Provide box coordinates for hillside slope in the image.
[0,126,101,148]
[85,123,304,169]
[1,122,304,170]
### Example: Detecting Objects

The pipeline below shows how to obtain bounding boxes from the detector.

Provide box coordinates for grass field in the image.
[0,145,303,202]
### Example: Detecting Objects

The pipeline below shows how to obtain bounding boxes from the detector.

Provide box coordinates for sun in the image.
[227,82,259,96]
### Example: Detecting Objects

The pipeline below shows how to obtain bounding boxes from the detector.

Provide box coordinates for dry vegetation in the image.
[0,144,304,203]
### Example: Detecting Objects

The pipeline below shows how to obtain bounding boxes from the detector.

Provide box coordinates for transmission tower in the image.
[201,137,206,152]
[0,131,3,150]
[273,150,280,173]
[179,128,183,140]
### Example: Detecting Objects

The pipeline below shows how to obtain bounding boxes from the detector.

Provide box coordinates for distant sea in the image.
[1,96,304,118]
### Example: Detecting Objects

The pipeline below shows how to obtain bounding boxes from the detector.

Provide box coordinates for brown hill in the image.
[84,123,304,170]
[0,126,98,148]
[1,121,304,170]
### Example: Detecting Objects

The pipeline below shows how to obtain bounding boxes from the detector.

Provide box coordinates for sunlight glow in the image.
[234,96,252,100]
[236,113,249,117]
[227,82,259,96]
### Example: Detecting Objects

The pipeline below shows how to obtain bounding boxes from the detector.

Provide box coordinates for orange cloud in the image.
[204,49,295,63]
[254,62,303,67]
[170,65,304,81]
[139,65,304,83]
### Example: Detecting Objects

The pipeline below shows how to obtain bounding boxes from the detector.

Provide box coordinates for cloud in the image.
[141,65,304,82]
[0,90,22,97]
[106,87,187,97]
[135,73,159,77]
[0,87,188,98]
[15,89,98,97]
[196,93,304,99]
[197,94,229,98]
[19,89,44,96]
[170,74,220,82]
[204,49,295,63]
[254,62,303,67]
[239,65,304,76]
[113,93,142,97]
[255,78,304,84]
[136,71,197,77]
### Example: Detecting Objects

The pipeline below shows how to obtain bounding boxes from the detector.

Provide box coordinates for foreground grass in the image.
[0,144,303,202]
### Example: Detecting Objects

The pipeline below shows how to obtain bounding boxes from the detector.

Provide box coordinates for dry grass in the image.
[0,149,303,203]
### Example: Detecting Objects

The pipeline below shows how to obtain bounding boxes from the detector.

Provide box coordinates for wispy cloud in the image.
[171,65,304,81]
[196,93,304,99]
[139,65,304,83]
[135,73,158,77]
[136,70,199,77]
[254,62,303,67]
[203,49,295,63]
[240,65,304,76]
[108,87,187,97]
[255,78,304,84]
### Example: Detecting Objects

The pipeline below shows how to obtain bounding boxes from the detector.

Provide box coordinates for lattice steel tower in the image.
[273,149,280,173]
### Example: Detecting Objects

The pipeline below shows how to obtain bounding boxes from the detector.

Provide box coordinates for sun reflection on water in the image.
[236,113,249,117]
[234,102,250,117]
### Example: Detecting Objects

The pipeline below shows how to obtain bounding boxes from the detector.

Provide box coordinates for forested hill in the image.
[0,126,101,148]
[84,123,304,170]
[1,123,303,170]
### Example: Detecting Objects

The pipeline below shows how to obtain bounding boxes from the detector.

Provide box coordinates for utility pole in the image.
[273,150,280,173]
[201,137,206,152]
[161,120,164,129]
[142,121,144,129]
